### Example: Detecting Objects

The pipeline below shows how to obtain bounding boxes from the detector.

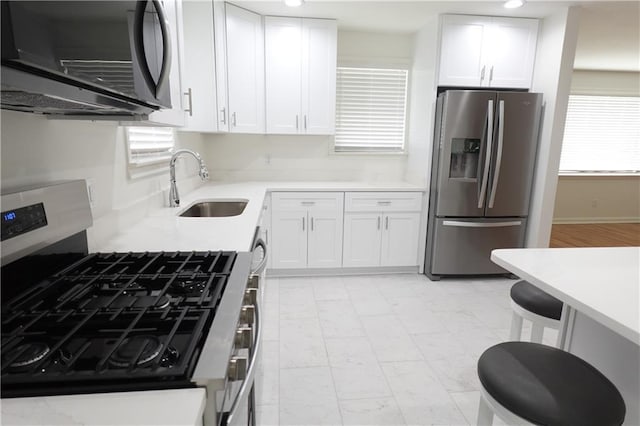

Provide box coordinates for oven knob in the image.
[239,305,255,325]
[247,275,260,290]
[227,356,248,381]
[243,288,258,305]
[234,326,252,349]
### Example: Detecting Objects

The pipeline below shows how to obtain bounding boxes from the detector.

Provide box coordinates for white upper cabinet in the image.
[226,4,265,134]
[438,15,538,89]
[265,17,337,135]
[180,0,217,132]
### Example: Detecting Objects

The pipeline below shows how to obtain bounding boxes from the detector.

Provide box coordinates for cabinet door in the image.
[342,213,382,268]
[380,213,420,267]
[213,1,229,132]
[486,18,538,89]
[307,209,343,268]
[145,0,186,127]
[180,0,217,132]
[265,17,302,134]
[271,210,307,269]
[226,4,265,134]
[301,18,337,135]
[438,15,490,87]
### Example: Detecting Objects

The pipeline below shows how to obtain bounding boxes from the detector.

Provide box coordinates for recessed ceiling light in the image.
[504,0,525,8]
[284,0,304,7]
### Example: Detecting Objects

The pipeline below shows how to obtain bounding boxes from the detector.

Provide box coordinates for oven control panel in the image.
[1,202,47,241]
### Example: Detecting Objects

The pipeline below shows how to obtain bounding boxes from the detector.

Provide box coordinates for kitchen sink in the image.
[179,200,248,217]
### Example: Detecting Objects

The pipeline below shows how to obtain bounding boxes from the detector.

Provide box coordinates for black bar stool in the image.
[477,342,626,425]
[510,280,563,344]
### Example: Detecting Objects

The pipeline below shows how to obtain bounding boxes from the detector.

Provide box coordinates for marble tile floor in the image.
[255,274,558,426]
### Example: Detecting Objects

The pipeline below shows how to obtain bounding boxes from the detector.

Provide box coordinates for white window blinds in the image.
[126,127,175,166]
[335,67,409,152]
[560,95,640,173]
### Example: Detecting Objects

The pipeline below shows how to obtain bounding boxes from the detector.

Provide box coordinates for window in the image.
[335,66,409,153]
[559,95,640,173]
[126,126,175,166]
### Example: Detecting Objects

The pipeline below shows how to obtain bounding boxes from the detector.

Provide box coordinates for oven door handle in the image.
[225,294,261,426]
[250,238,268,276]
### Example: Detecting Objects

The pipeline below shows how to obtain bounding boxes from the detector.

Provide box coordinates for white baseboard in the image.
[552,217,640,224]
[267,266,419,278]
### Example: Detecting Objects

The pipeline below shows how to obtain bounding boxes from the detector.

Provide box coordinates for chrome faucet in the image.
[169,149,209,207]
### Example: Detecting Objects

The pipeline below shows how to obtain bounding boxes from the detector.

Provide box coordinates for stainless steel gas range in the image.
[1,181,263,426]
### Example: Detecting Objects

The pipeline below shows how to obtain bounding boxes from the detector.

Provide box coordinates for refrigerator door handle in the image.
[488,100,505,209]
[442,220,522,228]
[478,100,494,209]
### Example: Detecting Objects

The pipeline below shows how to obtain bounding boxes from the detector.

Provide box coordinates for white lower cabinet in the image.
[343,192,423,268]
[271,192,343,269]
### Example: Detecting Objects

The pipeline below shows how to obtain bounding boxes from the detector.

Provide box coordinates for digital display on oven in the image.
[1,203,48,241]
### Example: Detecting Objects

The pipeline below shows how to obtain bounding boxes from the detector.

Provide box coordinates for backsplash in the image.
[0,110,207,249]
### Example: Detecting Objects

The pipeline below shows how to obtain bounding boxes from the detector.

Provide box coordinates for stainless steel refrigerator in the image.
[425,90,542,280]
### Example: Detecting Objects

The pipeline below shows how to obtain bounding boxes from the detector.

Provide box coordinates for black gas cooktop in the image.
[1,251,237,398]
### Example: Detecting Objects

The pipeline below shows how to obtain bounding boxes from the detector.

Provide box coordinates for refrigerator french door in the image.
[425,90,542,279]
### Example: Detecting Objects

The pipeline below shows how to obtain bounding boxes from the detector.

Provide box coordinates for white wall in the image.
[526,6,580,247]
[200,30,414,183]
[554,176,640,223]
[0,110,207,249]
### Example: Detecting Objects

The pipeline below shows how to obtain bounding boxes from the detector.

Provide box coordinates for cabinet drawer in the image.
[345,192,423,212]
[272,192,343,211]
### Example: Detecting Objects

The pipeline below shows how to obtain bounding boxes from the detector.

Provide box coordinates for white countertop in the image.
[1,388,206,425]
[491,247,640,344]
[98,181,425,253]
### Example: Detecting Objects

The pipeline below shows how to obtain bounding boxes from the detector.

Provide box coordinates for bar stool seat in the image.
[510,280,562,344]
[477,342,626,426]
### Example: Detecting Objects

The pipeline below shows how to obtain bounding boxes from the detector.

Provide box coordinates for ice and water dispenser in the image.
[449,138,480,179]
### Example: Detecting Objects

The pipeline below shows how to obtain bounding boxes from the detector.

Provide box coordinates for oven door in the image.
[218,273,263,426]
[1,0,171,108]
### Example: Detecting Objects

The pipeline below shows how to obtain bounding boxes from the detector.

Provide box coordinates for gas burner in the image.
[155,296,171,309]
[6,343,50,368]
[171,278,208,295]
[109,335,162,368]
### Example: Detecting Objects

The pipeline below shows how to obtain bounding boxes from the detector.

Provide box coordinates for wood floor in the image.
[550,223,640,248]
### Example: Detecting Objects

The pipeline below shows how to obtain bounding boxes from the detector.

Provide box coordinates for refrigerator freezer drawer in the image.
[429,218,527,275]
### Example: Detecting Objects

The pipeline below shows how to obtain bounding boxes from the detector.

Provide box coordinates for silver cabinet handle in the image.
[220,107,226,124]
[301,201,315,206]
[296,115,299,130]
[480,65,486,83]
[232,112,237,127]
[488,100,504,209]
[304,115,307,130]
[377,216,381,230]
[184,88,193,116]
[385,216,389,230]
[377,201,391,206]
[442,220,522,228]
[489,66,494,83]
[226,291,262,425]
[302,216,305,231]
[311,217,314,231]
[478,99,494,209]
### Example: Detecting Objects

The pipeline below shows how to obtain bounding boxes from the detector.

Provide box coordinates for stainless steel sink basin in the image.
[179,200,248,217]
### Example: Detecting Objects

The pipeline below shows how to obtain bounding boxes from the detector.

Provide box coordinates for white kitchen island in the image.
[491,247,640,425]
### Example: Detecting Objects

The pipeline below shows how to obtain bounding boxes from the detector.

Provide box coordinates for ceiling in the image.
[234,0,640,72]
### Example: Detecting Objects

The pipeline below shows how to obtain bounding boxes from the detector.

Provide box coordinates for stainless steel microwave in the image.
[1,0,172,118]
